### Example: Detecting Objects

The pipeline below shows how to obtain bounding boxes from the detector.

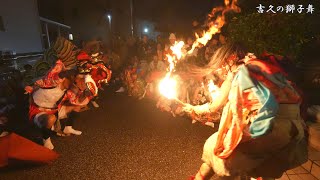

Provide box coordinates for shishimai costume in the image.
[196,54,307,179]
[183,42,308,179]
[55,50,112,133]
[77,51,112,87]
[28,59,75,149]
[28,37,79,128]
[26,37,108,149]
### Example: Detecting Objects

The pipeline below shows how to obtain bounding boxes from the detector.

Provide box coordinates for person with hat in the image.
[163,33,177,63]
[164,33,177,52]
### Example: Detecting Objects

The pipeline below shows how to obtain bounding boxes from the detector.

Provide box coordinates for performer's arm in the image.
[66,89,91,106]
[34,61,65,88]
[206,75,232,113]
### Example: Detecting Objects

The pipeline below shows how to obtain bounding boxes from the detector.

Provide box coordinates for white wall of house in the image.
[0,0,43,53]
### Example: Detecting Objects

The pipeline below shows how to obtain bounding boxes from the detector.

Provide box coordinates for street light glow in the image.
[144,28,148,33]
[68,33,73,41]
[107,15,111,20]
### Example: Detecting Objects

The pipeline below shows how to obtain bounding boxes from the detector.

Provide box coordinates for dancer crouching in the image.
[184,43,307,180]
[26,62,76,149]
[59,72,98,135]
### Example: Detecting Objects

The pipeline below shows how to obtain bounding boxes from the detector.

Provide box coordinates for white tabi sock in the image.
[116,87,125,93]
[63,126,82,135]
[205,122,215,128]
[91,101,100,108]
[43,137,54,150]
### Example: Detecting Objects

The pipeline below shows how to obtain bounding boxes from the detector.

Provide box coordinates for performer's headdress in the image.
[90,52,104,64]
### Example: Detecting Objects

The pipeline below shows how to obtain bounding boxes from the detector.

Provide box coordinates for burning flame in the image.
[159,0,240,101]
[170,41,185,60]
[158,73,177,99]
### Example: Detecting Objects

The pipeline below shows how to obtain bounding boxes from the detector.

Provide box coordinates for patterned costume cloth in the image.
[34,60,65,88]
[90,63,112,88]
[29,87,65,123]
[201,58,307,178]
[77,51,112,89]
[28,61,67,123]
[57,74,97,120]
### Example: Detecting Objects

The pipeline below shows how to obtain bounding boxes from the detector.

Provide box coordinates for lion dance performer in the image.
[76,50,112,107]
[25,37,91,149]
[25,60,76,150]
[184,43,307,180]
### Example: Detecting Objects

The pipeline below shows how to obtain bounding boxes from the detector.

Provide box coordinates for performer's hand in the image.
[192,103,211,115]
[182,104,194,113]
[24,86,33,94]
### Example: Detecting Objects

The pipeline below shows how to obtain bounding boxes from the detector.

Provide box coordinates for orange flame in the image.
[171,41,185,60]
[159,73,177,99]
[167,0,240,59]
[188,0,240,54]
[159,0,240,100]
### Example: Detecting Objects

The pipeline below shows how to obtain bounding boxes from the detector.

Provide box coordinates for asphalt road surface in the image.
[1,87,217,180]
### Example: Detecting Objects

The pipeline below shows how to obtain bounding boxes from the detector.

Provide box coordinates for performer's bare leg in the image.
[45,114,57,128]
[194,163,214,180]
[60,107,82,135]
[37,114,56,150]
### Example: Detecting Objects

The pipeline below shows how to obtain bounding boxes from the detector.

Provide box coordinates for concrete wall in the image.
[0,0,43,53]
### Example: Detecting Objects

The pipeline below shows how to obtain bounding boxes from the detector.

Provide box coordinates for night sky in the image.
[38,0,221,36]
[134,0,220,34]
[135,0,217,21]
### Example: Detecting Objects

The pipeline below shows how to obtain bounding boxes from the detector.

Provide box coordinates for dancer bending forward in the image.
[184,44,307,180]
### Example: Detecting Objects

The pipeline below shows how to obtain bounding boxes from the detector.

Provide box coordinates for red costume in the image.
[28,60,67,123]
[77,51,112,88]
[0,133,59,167]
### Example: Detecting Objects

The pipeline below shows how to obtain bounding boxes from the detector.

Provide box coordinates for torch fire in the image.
[158,0,240,104]
[158,73,177,100]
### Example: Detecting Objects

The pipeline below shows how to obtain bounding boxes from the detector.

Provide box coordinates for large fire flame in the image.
[159,73,177,99]
[159,0,240,101]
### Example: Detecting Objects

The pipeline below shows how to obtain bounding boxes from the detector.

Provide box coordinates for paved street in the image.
[1,87,216,180]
